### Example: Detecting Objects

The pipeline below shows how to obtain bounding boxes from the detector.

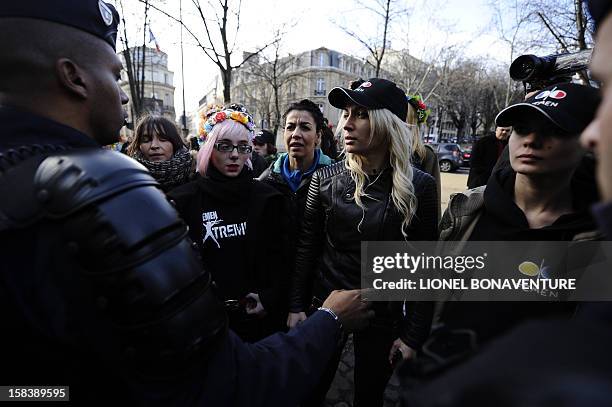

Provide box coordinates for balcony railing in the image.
[314,89,326,96]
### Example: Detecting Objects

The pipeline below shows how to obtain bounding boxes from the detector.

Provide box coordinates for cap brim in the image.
[495,103,567,131]
[328,87,376,110]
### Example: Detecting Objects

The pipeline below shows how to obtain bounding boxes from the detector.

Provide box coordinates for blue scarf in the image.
[281,149,321,192]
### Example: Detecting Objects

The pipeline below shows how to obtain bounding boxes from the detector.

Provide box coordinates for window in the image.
[287,82,295,98]
[315,78,326,96]
[319,53,325,66]
[164,73,168,84]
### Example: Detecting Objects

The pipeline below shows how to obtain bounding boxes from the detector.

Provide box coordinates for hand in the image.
[524,90,539,100]
[245,293,266,317]
[287,312,307,328]
[388,338,416,367]
[322,289,374,332]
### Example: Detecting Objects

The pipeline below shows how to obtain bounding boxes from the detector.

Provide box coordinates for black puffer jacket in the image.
[290,161,439,348]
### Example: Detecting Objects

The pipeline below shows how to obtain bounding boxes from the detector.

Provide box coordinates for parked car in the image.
[460,146,472,167]
[430,143,463,172]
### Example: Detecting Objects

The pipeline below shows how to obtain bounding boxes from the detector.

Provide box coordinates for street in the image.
[440,168,469,212]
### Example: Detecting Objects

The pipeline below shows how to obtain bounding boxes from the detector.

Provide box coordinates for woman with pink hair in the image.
[169,104,291,342]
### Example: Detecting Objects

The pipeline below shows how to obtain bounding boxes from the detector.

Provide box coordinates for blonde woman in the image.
[407,94,441,218]
[288,78,438,407]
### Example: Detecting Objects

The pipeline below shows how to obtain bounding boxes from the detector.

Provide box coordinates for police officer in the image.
[0,1,371,405]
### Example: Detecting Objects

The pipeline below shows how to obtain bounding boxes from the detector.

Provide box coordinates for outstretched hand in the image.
[322,289,374,332]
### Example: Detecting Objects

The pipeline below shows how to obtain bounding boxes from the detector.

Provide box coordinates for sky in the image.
[116,0,516,117]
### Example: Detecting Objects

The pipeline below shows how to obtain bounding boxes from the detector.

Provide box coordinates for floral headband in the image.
[407,94,431,124]
[198,104,255,145]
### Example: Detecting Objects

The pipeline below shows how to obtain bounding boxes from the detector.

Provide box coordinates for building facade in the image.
[197,48,376,145]
[118,46,176,139]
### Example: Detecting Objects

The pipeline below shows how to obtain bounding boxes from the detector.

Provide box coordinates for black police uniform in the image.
[0,2,342,405]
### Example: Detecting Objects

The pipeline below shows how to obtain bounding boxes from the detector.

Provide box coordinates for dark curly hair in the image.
[282,99,326,132]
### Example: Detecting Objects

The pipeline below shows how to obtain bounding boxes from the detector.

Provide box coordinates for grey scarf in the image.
[133,147,194,191]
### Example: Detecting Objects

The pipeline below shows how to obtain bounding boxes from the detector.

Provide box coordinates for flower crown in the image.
[407,94,431,124]
[198,104,255,145]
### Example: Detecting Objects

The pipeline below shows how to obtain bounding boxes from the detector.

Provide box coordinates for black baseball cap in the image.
[0,0,120,50]
[328,78,408,120]
[587,0,612,31]
[495,83,601,134]
[254,129,275,145]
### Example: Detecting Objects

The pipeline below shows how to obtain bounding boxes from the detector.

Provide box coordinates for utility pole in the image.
[180,0,188,138]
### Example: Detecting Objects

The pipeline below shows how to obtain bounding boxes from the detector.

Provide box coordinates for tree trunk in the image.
[223,68,232,103]
[273,85,280,140]
[575,0,588,50]
[123,49,141,117]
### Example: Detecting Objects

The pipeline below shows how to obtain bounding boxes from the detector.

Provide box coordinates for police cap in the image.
[0,0,120,50]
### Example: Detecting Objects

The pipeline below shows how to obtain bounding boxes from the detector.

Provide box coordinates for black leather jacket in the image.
[290,161,439,348]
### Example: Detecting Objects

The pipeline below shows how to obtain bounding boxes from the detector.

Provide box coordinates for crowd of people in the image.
[2,0,612,406]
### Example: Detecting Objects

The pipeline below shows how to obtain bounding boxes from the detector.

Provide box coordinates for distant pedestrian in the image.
[253,128,278,166]
[467,126,511,188]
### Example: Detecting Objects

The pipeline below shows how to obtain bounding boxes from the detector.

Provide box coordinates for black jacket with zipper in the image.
[290,161,439,348]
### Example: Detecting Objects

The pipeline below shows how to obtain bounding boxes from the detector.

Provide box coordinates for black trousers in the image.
[302,317,395,407]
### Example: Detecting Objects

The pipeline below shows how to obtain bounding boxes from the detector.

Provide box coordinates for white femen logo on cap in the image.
[355,81,372,93]
[535,87,567,102]
[99,0,113,26]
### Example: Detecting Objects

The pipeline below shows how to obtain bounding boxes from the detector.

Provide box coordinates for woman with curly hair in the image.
[127,115,194,192]
[288,79,438,406]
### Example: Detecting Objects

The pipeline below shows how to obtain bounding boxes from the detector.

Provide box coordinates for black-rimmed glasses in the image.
[214,143,253,154]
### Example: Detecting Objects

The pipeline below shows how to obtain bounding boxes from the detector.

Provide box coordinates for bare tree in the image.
[520,0,593,51]
[431,59,521,142]
[489,0,534,106]
[117,0,149,121]
[241,84,273,129]
[144,0,279,103]
[387,44,462,102]
[244,34,304,136]
[336,0,406,76]
[489,0,594,105]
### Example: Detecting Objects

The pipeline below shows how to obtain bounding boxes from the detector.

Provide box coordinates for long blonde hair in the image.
[338,108,418,238]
